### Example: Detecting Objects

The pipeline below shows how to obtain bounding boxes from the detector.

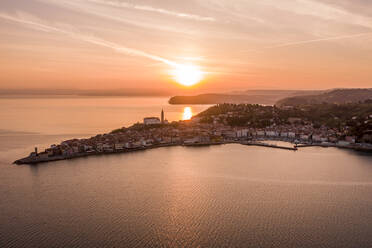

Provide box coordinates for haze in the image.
[1,0,372,93]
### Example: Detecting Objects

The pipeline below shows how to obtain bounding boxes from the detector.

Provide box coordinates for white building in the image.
[114,143,125,150]
[236,130,242,138]
[83,145,94,151]
[312,135,322,142]
[102,144,113,152]
[236,129,249,138]
[338,141,350,146]
[280,132,288,137]
[265,131,278,137]
[288,132,296,138]
[144,117,161,125]
[256,131,265,136]
[241,129,249,137]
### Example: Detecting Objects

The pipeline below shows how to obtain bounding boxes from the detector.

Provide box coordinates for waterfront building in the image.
[280,132,288,137]
[102,144,113,152]
[236,130,243,138]
[338,141,350,146]
[256,131,265,136]
[265,131,277,137]
[312,135,322,142]
[241,129,249,137]
[288,132,296,138]
[114,143,125,150]
[161,109,164,124]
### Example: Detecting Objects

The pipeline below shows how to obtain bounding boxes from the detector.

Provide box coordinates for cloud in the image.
[261,0,372,30]
[0,12,178,67]
[37,0,197,35]
[267,32,372,49]
[0,12,61,33]
[86,0,216,22]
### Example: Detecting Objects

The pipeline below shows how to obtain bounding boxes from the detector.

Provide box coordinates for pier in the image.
[244,141,298,151]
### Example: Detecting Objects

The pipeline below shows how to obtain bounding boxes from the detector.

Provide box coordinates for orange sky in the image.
[0,0,372,93]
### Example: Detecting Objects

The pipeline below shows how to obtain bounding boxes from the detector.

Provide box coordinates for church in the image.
[143,109,167,125]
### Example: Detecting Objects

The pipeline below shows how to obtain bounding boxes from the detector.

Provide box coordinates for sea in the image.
[0,96,372,248]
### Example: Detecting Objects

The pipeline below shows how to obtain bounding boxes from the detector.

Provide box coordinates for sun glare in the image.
[182,107,193,120]
[172,64,204,87]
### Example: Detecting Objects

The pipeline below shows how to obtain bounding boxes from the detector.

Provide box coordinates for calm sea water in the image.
[1,97,372,248]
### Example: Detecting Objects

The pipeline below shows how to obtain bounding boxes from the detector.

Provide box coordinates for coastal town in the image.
[14,103,372,165]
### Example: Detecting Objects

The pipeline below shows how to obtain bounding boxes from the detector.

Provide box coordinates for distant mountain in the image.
[168,90,322,105]
[276,89,372,107]
[169,94,262,105]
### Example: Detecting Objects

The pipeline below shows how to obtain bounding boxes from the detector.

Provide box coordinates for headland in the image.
[14,102,372,165]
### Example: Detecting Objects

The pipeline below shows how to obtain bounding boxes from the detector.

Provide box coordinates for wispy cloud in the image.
[86,0,215,22]
[0,12,178,67]
[37,0,197,35]
[267,32,372,49]
[261,0,372,30]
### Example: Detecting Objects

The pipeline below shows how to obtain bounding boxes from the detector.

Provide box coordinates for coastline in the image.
[13,139,371,165]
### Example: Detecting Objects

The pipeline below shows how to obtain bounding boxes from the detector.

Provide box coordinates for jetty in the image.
[244,141,298,151]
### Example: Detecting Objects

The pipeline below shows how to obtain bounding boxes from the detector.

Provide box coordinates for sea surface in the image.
[1,96,372,248]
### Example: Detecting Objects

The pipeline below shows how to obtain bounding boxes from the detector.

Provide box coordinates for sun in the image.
[171,63,204,87]
[182,107,193,120]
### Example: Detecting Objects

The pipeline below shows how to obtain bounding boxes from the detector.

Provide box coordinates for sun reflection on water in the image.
[182,107,193,120]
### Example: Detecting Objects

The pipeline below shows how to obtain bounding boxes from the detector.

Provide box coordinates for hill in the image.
[276,89,372,107]
[195,102,372,143]
[168,90,321,105]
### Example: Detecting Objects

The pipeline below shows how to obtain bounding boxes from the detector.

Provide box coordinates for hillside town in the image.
[15,103,372,164]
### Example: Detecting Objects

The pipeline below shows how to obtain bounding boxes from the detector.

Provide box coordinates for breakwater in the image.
[244,142,297,151]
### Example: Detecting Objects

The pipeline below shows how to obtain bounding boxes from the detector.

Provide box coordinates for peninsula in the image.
[14,101,372,165]
[168,90,321,105]
[168,89,372,106]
